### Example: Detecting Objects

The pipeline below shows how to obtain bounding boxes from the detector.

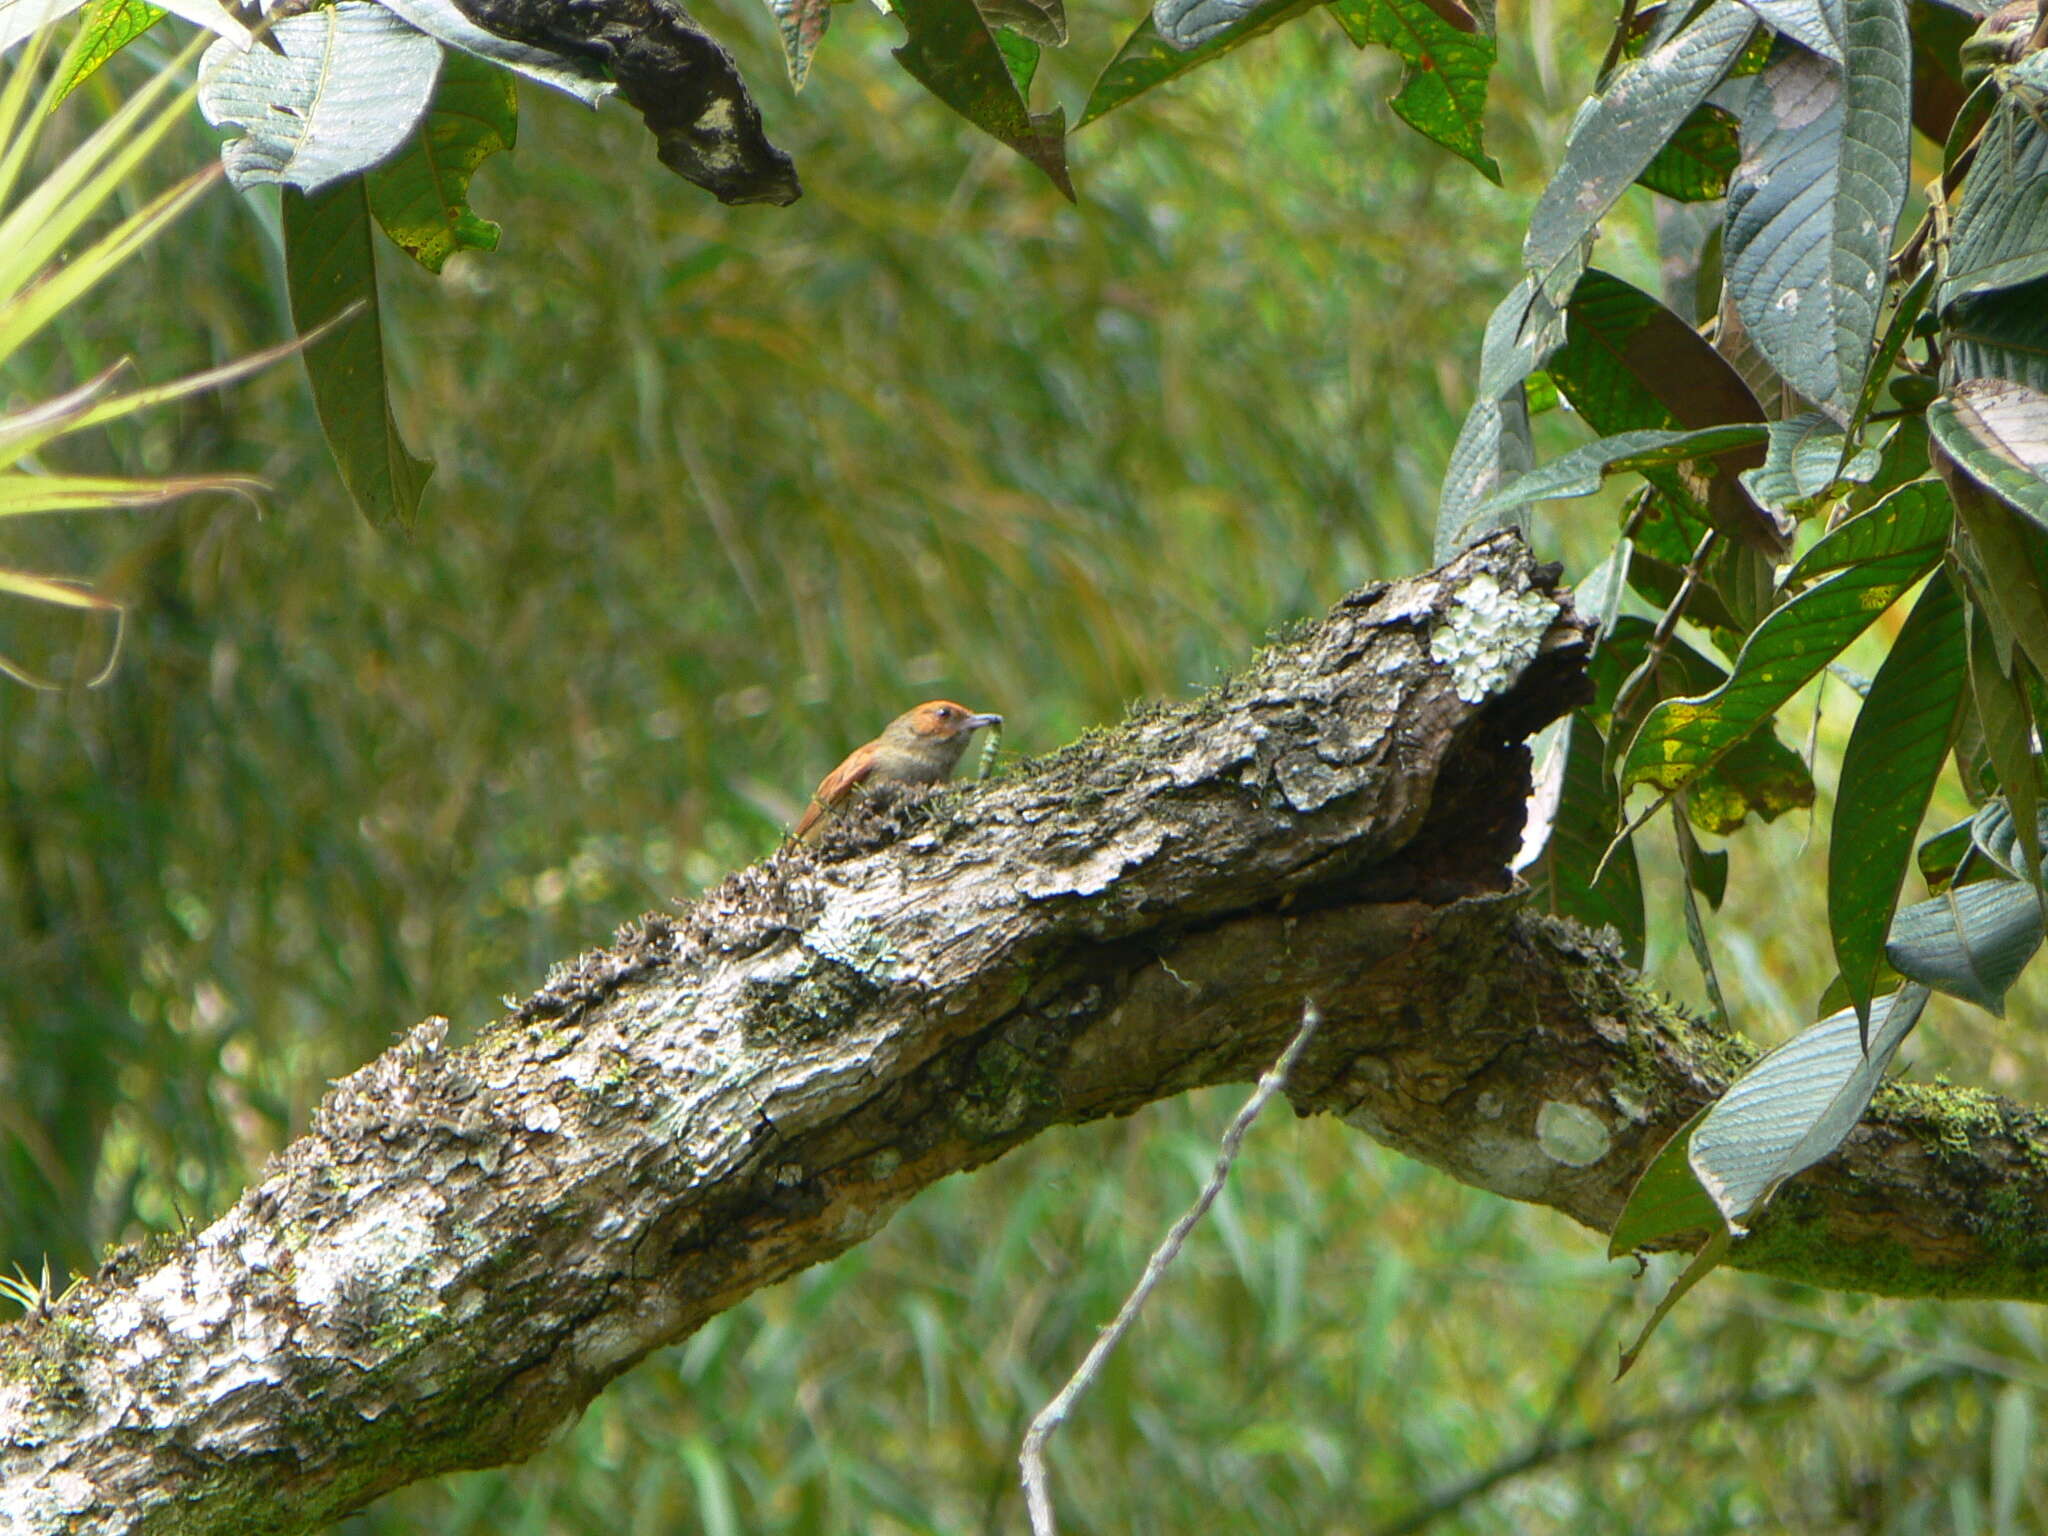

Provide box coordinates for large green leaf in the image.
[283,180,433,527]
[1941,94,2048,308]
[1622,481,1951,795]
[1887,877,2045,1013]
[1953,482,2048,686]
[1433,383,1533,557]
[1523,0,1754,305]
[895,0,1072,197]
[1077,0,1317,127]
[1524,714,1644,964]
[1930,378,2048,530]
[1829,569,1967,1029]
[1689,984,1929,1226]
[1723,2,1912,421]
[1608,1104,1718,1258]
[1329,0,1499,182]
[1734,0,1844,60]
[1548,269,1776,550]
[365,50,516,275]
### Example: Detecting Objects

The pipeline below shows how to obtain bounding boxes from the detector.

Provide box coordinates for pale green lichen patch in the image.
[1434,574,1556,703]
[1536,1099,1612,1166]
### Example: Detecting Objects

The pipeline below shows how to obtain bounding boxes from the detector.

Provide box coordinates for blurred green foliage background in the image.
[6,0,2048,1527]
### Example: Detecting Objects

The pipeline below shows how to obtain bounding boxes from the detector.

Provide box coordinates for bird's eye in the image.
[936,706,954,718]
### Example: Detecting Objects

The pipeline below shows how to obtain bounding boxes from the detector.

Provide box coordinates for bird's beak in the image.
[964,713,1004,731]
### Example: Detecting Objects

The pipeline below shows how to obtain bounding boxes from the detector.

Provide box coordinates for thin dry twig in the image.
[1017,1001,1324,1536]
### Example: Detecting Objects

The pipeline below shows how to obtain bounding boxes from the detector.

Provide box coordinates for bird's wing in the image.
[793,747,878,840]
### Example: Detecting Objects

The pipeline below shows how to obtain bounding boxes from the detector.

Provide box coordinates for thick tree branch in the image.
[6,535,2048,1535]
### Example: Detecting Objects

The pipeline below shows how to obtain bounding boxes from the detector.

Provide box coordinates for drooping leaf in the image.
[1887,877,2045,1012]
[1524,714,1645,964]
[1079,0,1316,126]
[1622,481,1951,796]
[1524,1,1755,304]
[1967,609,2041,889]
[198,3,442,195]
[1616,1223,1733,1378]
[1955,483,2048,696]
[1930,378,2048,530]
[1469,423,1770,519]
[1548,269,1777,551]
[50,0,164,109]
[1688,984,1930,1226]
[1739,411,1881,518]
[1829,569,1967,1028]
[761,0,834,86]
[365,49,515,275]
[1636,101,1740,201]
[283,180,433,526]
[1329,0,1499,182]
[1973,798,2048,884]
[1723,4,1913,421]
[895,0,1072,198]
[377,0,614,103]
[1941,95,2048,308]
[1688,724,1814,832]
[1945,275,2048,395]
[1433,383,1533,558]
[1918,815,1975,892]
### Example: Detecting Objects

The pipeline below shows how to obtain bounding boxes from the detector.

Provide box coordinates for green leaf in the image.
[1739,411,1881,518]
[1941,95,2048,307]
[1622,481,1951,796]
[1930,378,2048,530]
[1723,3,1913,421]
[980,0,1064,46]
[366,50,516,275]
[1329,0,1500,182]
[50,0,166,111]
[1617,1223,1732,1377]
[1918,815,1974,892]
[1524,714,1645,964]
[1548,269,1776,550]
[1469,423,1770,519]
[994,29,1039,93]
[1689,984,1930,1223]
[1636,101,1739,201]
[1830,569,1967,1028]
[1688,725,1814,832]
[1967,608,2041,889]
[1523,0,1755,305]
[1847,260,1935,436]
[1972,798,2048,885]
[894,0,1073,198]
[1608,1103,1718,1257]
[1945,274,2048,395]
[283,180,433,527]
[1078,0,1317,128]
[1887,877,2045,1013]
[1433,382,1532,558]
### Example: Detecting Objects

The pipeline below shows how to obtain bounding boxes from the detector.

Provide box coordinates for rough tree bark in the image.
[6,534,2048,1535]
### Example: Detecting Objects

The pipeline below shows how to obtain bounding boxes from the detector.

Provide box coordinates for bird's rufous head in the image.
[889,700,1004,744]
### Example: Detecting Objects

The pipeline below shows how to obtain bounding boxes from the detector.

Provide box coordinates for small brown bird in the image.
[792,700,1003,842]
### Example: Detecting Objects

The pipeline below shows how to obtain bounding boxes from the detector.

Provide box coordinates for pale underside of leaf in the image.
[198,3,442,194]
[376,0,615,104]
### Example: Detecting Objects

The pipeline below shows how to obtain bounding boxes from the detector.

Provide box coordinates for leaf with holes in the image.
[366,50,516,275]
[1330,0,1499,181]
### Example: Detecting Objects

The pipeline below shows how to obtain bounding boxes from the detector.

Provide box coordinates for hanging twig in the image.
[1018,1002,1325,1536]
